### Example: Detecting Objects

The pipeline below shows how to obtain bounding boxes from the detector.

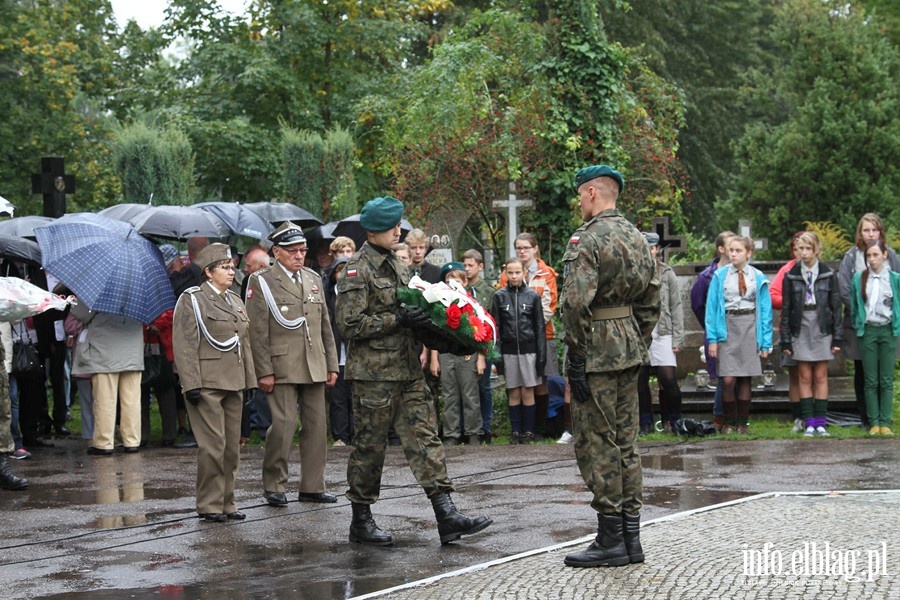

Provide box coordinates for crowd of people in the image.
[1,168,896,565]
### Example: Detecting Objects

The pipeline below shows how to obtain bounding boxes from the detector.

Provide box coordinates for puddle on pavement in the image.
[642,486,752,511]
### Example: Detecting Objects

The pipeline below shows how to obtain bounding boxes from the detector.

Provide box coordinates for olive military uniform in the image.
[173,281,255,516]
[336,242,453,503]
[561,208,659,516]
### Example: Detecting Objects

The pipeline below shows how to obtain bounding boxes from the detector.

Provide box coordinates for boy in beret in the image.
[335,196,492,546]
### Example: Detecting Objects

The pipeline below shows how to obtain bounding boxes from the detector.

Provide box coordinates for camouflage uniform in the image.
[336,242,453,504]
[0,341,12,453]
[561,208,659,516]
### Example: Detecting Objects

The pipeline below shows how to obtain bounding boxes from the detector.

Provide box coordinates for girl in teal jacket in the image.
[705,236,773,434]
[850,240,900,436]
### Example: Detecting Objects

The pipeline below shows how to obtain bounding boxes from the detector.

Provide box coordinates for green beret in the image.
[440,261,466,282]
[574,165,624,193]
[360,196,404,232]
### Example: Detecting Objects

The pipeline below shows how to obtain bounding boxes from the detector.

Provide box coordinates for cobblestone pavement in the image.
[355,491,900,600]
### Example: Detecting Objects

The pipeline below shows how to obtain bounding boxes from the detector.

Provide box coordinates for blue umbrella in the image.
[194,201,274,240]
[34,213,175,324]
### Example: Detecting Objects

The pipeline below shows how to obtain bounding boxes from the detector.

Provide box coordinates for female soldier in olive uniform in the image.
[173,244,255,522]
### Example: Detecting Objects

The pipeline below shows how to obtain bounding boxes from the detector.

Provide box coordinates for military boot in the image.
[623,512,644,563]
[564,513,630,567]
[349,502,393,546]
[0,453,28,491]
[430,492,493,544]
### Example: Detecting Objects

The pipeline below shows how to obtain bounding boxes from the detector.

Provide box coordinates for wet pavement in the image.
[1,436,898,599]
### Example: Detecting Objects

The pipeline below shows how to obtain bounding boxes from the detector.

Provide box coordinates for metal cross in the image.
[738,219,769,252]
[651,217,686,262]
[491,182,533,258]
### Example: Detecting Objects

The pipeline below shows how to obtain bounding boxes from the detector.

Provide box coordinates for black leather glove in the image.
[185,388,202,406]
[397,305,432,329]
[566,354,591,404]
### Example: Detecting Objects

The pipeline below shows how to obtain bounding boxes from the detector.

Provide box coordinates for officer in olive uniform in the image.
[560,166,660,567]
[335,196,492,546]
[1,335,28,491]
[245,222,339,507]
[173,243,256,522]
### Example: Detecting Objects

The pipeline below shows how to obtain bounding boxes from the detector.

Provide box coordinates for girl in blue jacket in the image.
[705,236,773,434]
[850,240,900,436]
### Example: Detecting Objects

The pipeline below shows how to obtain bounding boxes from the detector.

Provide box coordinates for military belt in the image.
[590,306,633,320]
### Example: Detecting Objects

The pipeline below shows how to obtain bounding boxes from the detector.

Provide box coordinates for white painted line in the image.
[348,489,900,599]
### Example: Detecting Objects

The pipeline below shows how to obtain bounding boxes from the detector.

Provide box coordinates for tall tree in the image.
[723,0,900,254]
[0,0,123,214]
[597,0,773,237]
[111,122,195,205]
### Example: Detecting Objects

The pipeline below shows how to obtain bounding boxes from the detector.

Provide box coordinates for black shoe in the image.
[430,492,493,545]
[0,454,28,490]
[86,446,114,456]
[349,502,393,546]
[298,492,337,503]
[264,491,288,506]
[123,446,139,454]
[24,437,55,448]
[564,513,630,567]
[198,513,226,522]
[225,511,246,520]
[54,425,71,436]
[623,513,644,563]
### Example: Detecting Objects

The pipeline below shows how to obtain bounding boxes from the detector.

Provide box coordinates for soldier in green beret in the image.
[560,166,660,567]
[335,196,493,546]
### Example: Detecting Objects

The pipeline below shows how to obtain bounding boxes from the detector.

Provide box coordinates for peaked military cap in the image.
[360,196,404,232]
[574,165,625,193]
[268,221,307,247]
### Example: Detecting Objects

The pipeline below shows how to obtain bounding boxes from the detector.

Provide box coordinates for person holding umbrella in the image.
[172,244,255,522]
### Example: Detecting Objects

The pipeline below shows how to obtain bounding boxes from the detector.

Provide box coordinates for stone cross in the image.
[738,219,769,252]
[31,157,74,218]
[651,216,686,262]
[491,181,533,258]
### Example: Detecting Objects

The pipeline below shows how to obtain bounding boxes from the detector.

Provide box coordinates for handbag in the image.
[12,339,41,376]
[142,343,161,386]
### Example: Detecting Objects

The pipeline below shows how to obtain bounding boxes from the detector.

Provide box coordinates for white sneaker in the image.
[815,426,830,437]
[792,419,805,433]
[804,426,815,437]
[556,431,574,444]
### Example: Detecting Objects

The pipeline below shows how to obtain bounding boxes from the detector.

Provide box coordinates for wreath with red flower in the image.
[397,276,498,359]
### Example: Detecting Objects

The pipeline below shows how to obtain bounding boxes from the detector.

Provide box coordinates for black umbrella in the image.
[0,216,55,240]
[244,202,324,229]
[194,201,274,240]
[332,214,413,250]
[0,234,42,265]
[304,221,338,242]
[129,205,230,240]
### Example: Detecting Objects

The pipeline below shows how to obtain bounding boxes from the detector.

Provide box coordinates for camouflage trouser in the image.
[346,378,454,504]
[572,364,642,516]
[0,342,13,452]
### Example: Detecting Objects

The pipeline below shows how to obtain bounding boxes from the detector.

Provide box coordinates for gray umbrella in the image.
[244,202,324,229]
[0,215,55,239]
[194,201,274,240]
[129,205,230,240]
[98,203,154,223]
[0,234,42,265]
